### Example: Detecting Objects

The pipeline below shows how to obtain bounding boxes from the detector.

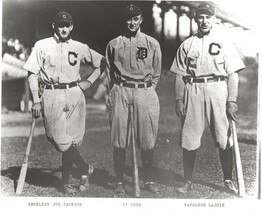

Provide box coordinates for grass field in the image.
[1,64,258,199]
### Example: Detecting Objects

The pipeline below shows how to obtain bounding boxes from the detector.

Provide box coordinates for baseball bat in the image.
[129,104,140,197]
[231,120,246,198]
[15,118,36,195]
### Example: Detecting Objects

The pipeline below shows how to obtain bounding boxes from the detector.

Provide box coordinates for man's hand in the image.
[78,80,92,91]
[176,99,186,118]
[226,101,238,121]
[31,102,42,119]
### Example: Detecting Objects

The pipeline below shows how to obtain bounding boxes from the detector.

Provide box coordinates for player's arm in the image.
[151,42,162,88]
[175,74,186,118]
[79,47,107,91]
[170,44,187,118]
[28,71,42,118]
[79,57,107,91]
[105,43,114,90]
[226,72,239,121]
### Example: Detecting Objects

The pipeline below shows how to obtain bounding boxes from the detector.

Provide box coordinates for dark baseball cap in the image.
[54,11,73,24]
[124,4,142,19]
[196,3,215,16]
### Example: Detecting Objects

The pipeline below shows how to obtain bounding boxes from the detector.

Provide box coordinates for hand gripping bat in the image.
[15,118,36,195]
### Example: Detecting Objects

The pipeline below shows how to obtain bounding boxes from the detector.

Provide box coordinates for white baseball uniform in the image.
[170,26,245,150]
[24,34,103,152]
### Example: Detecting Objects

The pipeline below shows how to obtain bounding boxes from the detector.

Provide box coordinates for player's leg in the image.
[113,147,126,194]
[60,146,77,195]
[65,87,93,192]
[108,85,130,195]
[219,147,237,194]
[206,81,237,194]
[177,83,205,193]
[177,148,196,193]
[135,87,159,193]
[141,149,159,193]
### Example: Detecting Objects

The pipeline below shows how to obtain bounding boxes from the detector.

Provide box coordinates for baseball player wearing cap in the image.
[170,3,245,194]
[106,4,162,195]
[24,11,106,195]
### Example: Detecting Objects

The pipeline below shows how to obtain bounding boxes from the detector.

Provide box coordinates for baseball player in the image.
[170,3,245,194]
[106,4,162,195]
[23,11,106,195]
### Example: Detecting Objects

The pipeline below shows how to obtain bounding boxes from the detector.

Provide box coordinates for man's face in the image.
[125,15,143,34]
[53,22,73,41]
[195,13,215,35]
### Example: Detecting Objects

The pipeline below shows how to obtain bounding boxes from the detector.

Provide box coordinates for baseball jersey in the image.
[24,34,103,84]
[170,25,245,77]
[106,30,161,87]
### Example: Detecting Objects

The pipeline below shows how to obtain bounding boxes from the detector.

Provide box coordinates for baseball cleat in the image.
[79,165,94,192]
[224,180,238,194]
[114,182,126,195]
[177,181,192,194]
[144,182,159,194]
[62,184,78,196]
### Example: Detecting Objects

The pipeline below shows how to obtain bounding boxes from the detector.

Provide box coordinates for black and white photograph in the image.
[1,0,261,213]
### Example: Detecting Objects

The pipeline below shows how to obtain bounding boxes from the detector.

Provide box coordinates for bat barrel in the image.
[232,120,246,198]
[15,118,36,195]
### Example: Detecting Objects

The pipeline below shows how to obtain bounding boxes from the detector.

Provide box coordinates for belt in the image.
[45,82,78,90]
[115,81,152,89]
[183,76,227,84]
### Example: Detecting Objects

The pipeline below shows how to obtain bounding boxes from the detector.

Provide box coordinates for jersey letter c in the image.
[209,43,221,56]
[68,51,77,66]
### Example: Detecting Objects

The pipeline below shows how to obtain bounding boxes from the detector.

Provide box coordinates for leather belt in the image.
[45,82,78,90]
[115,81,152,89]
[183,76,227,84]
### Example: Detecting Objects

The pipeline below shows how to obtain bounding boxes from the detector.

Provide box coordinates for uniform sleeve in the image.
[83,45,104,68]
[23,42,42,74]
[170,44,187,76]
[105,43,114,89]
[224,41,245,74]
[151,41,162,88]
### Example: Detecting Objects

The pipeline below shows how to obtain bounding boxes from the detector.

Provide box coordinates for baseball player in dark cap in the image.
[170,3,245,194]
[24,11,106,195]
[106,4,162,195]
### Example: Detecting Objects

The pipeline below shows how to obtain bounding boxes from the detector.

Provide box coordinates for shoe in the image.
[61,184,78,195]
[224,180,238,194]
[79,165,94,192]
[144,182,159,194]
[177,181,192,194]
[114,182,126,195]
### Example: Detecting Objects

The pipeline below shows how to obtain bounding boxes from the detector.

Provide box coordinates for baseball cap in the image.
[124,4,142,19]
[196,3,215,16]
[54,11,73,24]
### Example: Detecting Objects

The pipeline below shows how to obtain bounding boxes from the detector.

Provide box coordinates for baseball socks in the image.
[177,148,196,194]
[113,147,126,195]
[60,147,76,195]
[61,144,94,193]
[141,149,159,194]
[219,147,237,194]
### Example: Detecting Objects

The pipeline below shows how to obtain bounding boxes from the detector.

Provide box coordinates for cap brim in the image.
[55,20,73,24]
[125,12,142,19]
[196,9,214,16]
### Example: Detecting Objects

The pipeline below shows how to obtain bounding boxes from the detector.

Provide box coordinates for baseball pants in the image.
[108,84,160,150]
[41,86,86,152]
[181,81,233,150]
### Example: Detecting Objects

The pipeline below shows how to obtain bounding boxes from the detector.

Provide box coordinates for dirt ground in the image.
[1,68,258,200]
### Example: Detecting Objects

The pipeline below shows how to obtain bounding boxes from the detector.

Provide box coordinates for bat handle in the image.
[129,104,140,197]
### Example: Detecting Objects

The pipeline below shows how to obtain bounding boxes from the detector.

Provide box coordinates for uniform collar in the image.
[53,33,71,43]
